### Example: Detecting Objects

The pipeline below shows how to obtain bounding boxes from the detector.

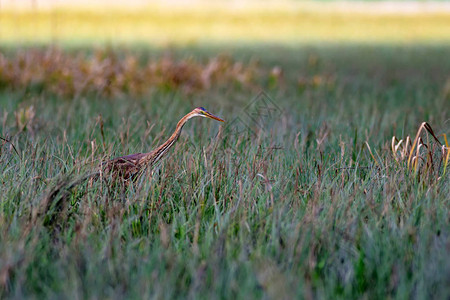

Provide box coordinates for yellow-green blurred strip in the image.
[0,7,449,45]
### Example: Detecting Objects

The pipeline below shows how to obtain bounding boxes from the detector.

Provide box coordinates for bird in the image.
[40,107,224,225]
[101,107,225,181]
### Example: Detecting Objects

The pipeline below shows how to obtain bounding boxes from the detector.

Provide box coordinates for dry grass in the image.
[0,48,259,98]
[389,122,450,180]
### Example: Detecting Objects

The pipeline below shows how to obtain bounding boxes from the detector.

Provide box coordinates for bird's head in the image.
[191,107,225,122]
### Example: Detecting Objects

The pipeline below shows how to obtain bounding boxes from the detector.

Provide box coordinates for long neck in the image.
[140,113,193,167]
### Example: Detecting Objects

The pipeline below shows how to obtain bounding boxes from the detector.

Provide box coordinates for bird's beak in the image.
[205,111,225,122]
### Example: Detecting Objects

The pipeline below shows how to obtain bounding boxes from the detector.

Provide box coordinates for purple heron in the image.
[41,107,224,223]
[102,107,225,180]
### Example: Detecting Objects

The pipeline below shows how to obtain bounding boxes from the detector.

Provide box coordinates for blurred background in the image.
[1,0,449,45]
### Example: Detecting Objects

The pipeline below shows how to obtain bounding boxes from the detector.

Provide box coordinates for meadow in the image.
[0,5,450,299]
[1,5,450,45]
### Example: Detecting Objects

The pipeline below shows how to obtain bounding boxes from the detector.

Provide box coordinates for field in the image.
[1,5,450,299]
[1,4,450,45]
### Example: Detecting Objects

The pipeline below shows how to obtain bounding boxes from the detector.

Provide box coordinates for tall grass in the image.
[0,45,449,298]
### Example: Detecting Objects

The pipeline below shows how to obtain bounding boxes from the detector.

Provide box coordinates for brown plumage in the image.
[41,107,224,226]
[101,107,224,181]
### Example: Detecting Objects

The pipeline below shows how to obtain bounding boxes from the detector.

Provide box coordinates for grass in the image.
[0,43,449,298]
[0,6,449,45]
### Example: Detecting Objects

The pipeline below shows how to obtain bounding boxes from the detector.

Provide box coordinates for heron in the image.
[41,107,224,224]
[102,106,225,180]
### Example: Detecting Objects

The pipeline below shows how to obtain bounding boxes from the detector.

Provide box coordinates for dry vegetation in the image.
[0,48,259,98]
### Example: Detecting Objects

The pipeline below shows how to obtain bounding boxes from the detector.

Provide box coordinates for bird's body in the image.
[102,107,224,181]
[103,152,146,180]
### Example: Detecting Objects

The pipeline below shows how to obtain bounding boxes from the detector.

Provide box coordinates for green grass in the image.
[0,44,449,299]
